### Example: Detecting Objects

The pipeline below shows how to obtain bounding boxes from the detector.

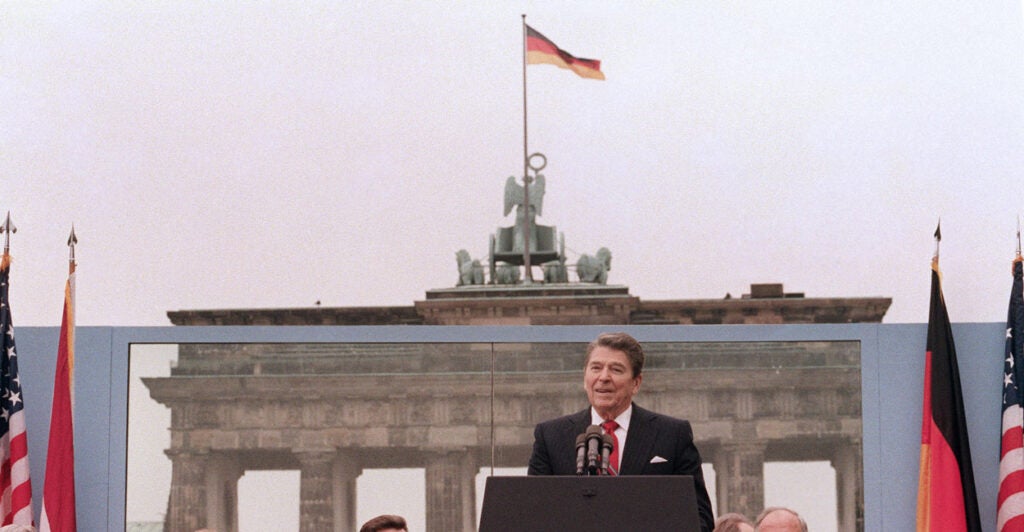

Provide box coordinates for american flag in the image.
[0,256,33,525]
[999,258,1024,531]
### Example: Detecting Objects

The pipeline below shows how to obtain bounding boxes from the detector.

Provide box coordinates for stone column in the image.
[205,454,243,532]
[333,453,361,532]
[164,448,210,532]
[425,450,478,532]
[833,440,863,532]
[713,442,766,520]
[298,450,336,532]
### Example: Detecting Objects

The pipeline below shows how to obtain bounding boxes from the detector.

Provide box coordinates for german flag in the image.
[916,258,981,531]
[525,25,604,80]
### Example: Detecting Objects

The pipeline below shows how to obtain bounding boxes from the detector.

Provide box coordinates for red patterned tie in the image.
[601,420,620,475]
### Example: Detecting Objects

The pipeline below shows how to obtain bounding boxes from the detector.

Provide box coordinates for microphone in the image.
[600,433,614,475]
[585,425,603,475]
[575,433,587,475]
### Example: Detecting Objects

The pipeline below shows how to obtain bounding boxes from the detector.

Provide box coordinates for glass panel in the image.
[238,471,299,530]
[126,344,176,528]
[494,339,860,532]
[128,342,494,532]
[765,461,837,532]
[358,469,426,530]
[127,339,860,531]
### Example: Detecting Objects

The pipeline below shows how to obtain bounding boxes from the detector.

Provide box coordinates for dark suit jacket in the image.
[527,403,714,532]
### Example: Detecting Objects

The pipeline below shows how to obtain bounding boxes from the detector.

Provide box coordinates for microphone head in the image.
[575,433,587,448]
[601,433,614,451]
[585,424,604,437]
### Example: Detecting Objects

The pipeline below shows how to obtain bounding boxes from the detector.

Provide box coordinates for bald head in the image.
[713,512,754,532]
[754,507,807,532]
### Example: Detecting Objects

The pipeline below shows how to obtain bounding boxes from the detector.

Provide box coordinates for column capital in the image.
[164,447,212,459]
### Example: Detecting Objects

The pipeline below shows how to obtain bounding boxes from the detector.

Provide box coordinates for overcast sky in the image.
[9,4,1022,531]
[3,2,1024,328]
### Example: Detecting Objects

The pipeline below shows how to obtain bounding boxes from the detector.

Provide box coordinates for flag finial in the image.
[67,225,77,271]
[933,219,941,264]
[1015,216,1022,265]
[2,212,15,253]
[67,225,77,254]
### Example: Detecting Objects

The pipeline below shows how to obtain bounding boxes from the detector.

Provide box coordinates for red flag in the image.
[916,258,980,531]
[0,253,34,526]
[39,259,76,532]
[525,25,604,80]
[998,257,1024,531]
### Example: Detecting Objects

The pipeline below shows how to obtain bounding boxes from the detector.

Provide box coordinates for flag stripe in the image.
[525,24,604,80]
[919,424,970,526]
[1003,513,1024,532]
[999,469,1024,506]
[1001,405,1023,460]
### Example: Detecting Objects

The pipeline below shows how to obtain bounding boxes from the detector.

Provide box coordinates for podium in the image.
[478,476,702,532]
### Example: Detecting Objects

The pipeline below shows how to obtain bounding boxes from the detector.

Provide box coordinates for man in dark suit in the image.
[527,332,715,532]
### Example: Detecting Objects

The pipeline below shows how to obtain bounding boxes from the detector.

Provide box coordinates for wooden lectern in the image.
[479,475,702,531]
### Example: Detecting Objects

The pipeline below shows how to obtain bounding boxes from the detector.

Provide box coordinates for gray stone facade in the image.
[152,283,887,531]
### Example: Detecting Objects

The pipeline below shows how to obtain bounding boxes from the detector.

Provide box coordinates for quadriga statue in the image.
[542,259,568,283]
[576,247,611,284]
[455,249,485,286]
[494,263,521,285]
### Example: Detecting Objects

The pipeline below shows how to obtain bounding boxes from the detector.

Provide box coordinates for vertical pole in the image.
[1016,215,1021,259]
[521,14,533,283]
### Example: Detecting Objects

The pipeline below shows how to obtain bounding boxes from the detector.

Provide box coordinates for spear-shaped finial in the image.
[67,225,77,270]
[1015,216,1022,267]
[1016,216,1021,259]
[933,219,941,263]
[2,212,15,256]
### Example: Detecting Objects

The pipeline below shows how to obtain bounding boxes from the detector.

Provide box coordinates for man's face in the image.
[584,345,642,420]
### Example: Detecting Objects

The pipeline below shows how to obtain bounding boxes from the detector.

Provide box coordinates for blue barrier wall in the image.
[12,323,1008,531]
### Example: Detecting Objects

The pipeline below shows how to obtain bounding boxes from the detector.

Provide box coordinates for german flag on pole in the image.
[525,25,604,80]
[916,252,981,531]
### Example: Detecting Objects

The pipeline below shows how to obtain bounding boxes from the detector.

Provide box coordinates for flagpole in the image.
[66,226,76,403]
[521,14,533,283]
[68,225,77,273]
[1016,216,1021,261]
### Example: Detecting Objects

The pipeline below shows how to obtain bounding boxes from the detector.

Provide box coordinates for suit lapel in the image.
[556,409,592,473]
[620,404,657,475]
[570,408,590,433]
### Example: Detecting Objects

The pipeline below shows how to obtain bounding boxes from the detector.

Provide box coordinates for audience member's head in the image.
[714,511,755,532]
[0,525,37,532]
[360,514,408,532]
[754,507,808,532]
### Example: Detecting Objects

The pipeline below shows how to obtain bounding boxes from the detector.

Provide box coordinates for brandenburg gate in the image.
[149,282,887,532]
[148,171,888,531]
